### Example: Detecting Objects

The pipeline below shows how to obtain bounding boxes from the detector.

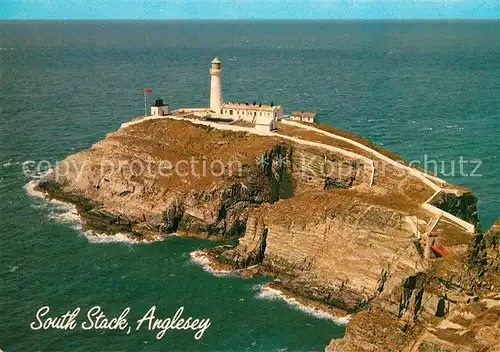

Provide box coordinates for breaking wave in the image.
[254,284,350,324]
[2,160,20,167]
[24,179,160,244]
[84,231,159,244]
[189,250,232,277]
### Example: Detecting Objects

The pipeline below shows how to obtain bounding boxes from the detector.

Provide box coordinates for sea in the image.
[0,20,498,351]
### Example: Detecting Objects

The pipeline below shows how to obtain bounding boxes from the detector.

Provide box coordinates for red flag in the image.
[144,88,153,94]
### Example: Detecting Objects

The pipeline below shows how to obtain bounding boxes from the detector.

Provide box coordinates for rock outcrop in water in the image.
[38,117,498,350]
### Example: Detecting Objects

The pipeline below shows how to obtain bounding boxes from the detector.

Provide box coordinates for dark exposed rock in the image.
[432,192,480,229]
[162,199,184,233]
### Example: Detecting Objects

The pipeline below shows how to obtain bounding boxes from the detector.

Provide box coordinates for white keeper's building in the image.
[220,102,282,128]
[208,57,284,131]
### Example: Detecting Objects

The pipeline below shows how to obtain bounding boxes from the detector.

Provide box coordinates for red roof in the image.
[431,244,449,257]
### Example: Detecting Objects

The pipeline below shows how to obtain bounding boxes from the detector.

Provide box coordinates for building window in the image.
[230,110,233,115]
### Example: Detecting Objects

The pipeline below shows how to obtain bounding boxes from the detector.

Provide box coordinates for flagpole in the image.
[144,90,147,117]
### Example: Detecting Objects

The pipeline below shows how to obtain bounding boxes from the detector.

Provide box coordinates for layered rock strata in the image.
[37,117,496,350]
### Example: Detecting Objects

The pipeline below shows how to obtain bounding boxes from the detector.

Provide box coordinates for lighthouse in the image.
[209,57,223,115]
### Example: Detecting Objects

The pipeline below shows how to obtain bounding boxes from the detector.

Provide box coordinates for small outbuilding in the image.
[290,111,316,123]
[254,115,277,132]
[151,99,169,116]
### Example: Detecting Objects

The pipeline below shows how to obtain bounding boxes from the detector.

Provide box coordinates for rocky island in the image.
[35,113,499,351]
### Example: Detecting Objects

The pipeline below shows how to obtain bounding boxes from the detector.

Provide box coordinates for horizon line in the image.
[1,18,499,21]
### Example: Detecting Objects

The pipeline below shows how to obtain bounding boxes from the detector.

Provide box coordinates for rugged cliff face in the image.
[432,191,480,229]
[468,219,500,291]
[326,219,500,351]
[39,119,369,238]
[38,118,494,350]
[216,191,426,311]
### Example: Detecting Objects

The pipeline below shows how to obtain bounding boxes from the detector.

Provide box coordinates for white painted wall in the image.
[220,106,282,122]
[210,60,223,114]
[290,115,315,123]
[150,106,169,116]
[275,106,284,118]
[255,123,271,133]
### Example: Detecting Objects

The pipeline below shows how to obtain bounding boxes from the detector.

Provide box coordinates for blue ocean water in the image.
[0,20,499,351]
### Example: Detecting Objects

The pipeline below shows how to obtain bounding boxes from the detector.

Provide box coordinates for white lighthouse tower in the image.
[209,57,223,115]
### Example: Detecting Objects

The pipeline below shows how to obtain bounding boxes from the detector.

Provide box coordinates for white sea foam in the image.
[2,160,19,167]
[48,203,82,227]
[25,179,83,228]
[84,230,155,244]
[189,250,232,277]
[255,284,350,324]
[25,178,50,199]
[24,179,161,244]
[26,179,78,209]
